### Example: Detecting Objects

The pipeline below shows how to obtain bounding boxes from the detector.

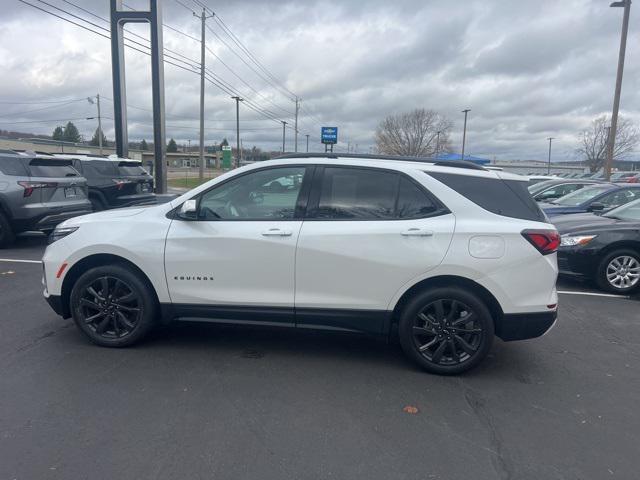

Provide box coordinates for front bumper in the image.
[497,310,557,341]
[44,293,68,318]
[557,247,599,278]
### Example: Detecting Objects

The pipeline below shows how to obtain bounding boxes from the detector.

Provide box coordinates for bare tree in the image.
[375,109,453,157]
[577,115,639,172]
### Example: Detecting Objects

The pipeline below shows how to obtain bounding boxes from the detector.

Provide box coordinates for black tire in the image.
[0,210,15,248]
[398,287,494,375]
[70,264,157,347]
[596,249,640,294]
[90,196,105,212]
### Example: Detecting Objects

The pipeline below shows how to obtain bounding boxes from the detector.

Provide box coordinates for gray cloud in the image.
[0,0,638,159]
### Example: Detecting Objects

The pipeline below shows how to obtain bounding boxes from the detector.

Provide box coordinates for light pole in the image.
[605,0,632,181]
[435,130,441,158]
[87,94,103,155]
[305,134,310,153]
[231,96,243,168]
[547,137,555,175]
[461,109,471,161]
[281,121,287,153]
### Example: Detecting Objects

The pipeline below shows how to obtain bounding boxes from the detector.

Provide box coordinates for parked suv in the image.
[0,151,92,247]
[42,155,559,375]
[51,154,156,211]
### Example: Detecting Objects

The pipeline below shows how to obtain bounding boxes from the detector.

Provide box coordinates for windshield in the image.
[528,180,559,195]
[28,159,79,178]
[552,185,611,206]
[604,198,640,221]
[117,161,148,176]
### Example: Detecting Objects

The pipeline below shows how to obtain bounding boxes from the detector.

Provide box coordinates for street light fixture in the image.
[605,0,632,180]
[461,109,471,161]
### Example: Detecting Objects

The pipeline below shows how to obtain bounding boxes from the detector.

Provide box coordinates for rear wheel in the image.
[0,210,15,248]
[596,249,640,294]
[398,287,494,375]
[70,264,157,347]
[90,196,105,212]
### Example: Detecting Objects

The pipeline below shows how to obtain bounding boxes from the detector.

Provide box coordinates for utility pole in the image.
[605,0,632,180]
[87,94,103,155]
[282,121,287,153]
[547,137,554,175]
[305,134,309,153]
[195,8,214,180]
[435,130,441,158]
[294,97,300,152]
[231,96,243,168]
[461,109,471,161]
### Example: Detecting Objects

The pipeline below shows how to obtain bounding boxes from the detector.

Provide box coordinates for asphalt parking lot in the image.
[1,236,638,480]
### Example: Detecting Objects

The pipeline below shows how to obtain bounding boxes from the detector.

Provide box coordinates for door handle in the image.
[261,228,293,237]
[401,228,434,237]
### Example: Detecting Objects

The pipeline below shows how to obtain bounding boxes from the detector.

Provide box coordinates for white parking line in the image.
[558,290,628,299]
[0,258,42,264]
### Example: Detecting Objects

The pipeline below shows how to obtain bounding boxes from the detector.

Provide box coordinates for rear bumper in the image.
[14,205,92,232]
[497,310,557,341]
[111,194,157,209]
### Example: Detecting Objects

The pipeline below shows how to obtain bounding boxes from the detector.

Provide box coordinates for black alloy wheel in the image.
[412,299,482,366]
[399,287,494,375]
[79,276,142,339]
[70,265,156,347]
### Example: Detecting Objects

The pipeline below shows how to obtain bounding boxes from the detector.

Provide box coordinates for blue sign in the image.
[321,127,338,145]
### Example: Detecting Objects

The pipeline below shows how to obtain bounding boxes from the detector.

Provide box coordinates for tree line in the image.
[374,109,639,171]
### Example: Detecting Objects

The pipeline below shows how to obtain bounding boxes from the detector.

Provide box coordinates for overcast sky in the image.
[0,0,638,160]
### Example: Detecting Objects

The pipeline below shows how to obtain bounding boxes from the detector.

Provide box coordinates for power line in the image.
[0,97,85,105]
[17,0,286,125]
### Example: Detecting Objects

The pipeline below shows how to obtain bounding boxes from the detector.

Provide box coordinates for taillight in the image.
[628,177,639,183]
[522,229,560,255]
[112,178,132,190]
[17,181,57,197]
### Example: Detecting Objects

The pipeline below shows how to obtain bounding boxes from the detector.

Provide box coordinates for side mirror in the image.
[178,199,198,220]
[588,202,605,212]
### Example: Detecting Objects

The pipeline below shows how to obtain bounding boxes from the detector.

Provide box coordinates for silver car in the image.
[0,151,92,247]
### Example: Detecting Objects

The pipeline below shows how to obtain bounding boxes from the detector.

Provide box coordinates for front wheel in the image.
[398,287,494,375]
[70,264,157,347]
[596,249,640,294]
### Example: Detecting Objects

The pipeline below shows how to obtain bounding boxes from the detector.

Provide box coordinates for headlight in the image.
[48,226,79,244]
[560,234,597,247]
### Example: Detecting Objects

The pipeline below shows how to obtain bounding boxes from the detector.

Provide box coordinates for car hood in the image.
[539,202,584,215]
[555,213,640,235]
[59,206,149,227]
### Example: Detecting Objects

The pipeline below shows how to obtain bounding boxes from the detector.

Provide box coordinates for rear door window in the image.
[396,177,442,218]
[429,172,546,222]
[313,167,399,219]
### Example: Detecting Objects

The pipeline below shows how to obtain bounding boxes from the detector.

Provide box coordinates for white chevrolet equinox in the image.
[43,155,559,375]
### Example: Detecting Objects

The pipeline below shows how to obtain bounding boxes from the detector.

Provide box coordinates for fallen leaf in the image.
[403,405,419,414]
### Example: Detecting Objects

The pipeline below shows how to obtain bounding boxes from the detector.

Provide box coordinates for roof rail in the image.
[275,152,486,170]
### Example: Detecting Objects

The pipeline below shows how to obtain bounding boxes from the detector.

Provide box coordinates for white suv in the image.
[43,155,559,375]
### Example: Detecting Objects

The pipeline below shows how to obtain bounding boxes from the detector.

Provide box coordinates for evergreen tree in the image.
[140,139,148,151]
[63,121,81,143]
[52,126,64,140]
[89,127,107,147]
[167,138,178,153]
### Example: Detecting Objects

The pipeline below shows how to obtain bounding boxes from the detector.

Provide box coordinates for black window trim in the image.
[171,164,316,222]
[304,164,450,221]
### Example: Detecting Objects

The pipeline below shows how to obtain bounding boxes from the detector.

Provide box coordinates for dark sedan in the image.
[555,199,640,294]
[540,184,640,217]
[528,179,604,202]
